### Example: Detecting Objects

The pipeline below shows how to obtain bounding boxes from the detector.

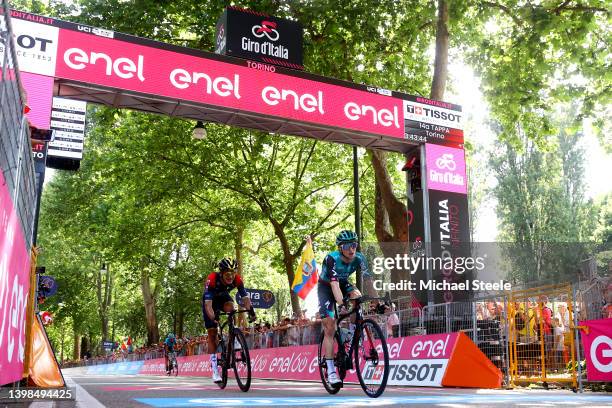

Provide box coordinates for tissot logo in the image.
[252,21,279,41]
[407,105,459,123]
[15,34,53,52]
[9,19,59,77]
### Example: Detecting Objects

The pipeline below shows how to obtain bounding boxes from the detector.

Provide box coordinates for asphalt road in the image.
[2,370,610,408]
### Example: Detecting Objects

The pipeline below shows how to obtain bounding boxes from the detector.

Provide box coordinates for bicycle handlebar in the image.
[217,309,251,317]
[337,293,392,318]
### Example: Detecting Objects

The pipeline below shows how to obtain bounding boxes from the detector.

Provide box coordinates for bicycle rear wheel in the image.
[317,330,345,394]
[354,319,389,398]
[231,329,251,392]
[171,355,179,376]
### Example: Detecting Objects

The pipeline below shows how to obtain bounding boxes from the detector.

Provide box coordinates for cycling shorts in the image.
[317,280,355,319]
[202,291,234,329]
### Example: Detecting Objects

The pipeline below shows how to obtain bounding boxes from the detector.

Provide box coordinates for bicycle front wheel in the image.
[217,338,228,389]
[232,329,251,392]
[354,319,390,398]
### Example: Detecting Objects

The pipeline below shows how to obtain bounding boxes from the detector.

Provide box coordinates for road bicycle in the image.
[166,351,178,376]
[215,309,252,392]
[318,295,390,398]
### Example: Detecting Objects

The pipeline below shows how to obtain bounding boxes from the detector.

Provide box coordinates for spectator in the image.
[553,317,565,372]
[555,303,570,331]
[288,317,300,346]
[603,283,612,319]
[386,303,400,338]
[476,303,485,320]
[264,323,274,348]
[538,296,554,369]
[484,301,498,320]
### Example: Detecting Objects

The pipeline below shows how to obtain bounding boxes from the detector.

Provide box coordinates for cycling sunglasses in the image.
[340,242,358,251]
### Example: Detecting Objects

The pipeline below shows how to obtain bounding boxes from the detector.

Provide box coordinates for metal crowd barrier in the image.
[417,297,510,383]
[507,283,578,391]
[60,282,602,393]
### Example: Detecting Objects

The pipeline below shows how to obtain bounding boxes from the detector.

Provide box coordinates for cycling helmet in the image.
[218,257,238,272]
[167,333,175,339]
[335,230,358,246]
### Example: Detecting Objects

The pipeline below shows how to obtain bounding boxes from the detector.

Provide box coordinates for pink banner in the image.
[0,171,32,386]
[580,318,612,382]
[54,29,403,139]
[425,144,467,194]
[21,72,54,129]
[140,333,458,383]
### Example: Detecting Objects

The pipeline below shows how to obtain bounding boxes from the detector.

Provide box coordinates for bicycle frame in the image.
[216,309,250,360]
[333,295,389,370]
[217,311,237,341]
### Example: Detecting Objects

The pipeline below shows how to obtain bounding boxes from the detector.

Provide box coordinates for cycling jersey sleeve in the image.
[204,273,216,301]
[358,253,372,279]
[324,255,338,282]
[235,275,248,298]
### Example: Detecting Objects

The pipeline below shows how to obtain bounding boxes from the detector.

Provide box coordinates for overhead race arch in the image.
[6,9,463,153]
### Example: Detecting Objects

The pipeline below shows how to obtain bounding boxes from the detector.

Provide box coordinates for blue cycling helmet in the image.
[167,333,175,339]
[336,230,358,246]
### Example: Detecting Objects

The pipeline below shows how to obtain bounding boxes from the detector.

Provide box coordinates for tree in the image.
[489,108,598,283]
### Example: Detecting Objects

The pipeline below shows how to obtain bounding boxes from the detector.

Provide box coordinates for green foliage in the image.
[489,106,601,283]
[462,1,610,149]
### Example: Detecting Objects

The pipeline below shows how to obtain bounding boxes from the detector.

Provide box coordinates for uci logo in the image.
[252,21,279,41]
[590,335,612,373]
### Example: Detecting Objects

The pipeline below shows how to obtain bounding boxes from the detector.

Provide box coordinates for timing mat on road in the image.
[135,394,612,407]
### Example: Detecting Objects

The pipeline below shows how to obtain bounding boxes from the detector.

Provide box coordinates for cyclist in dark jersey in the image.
[317,230,379,386]
[163,333,177,374]
[202,257,255,383]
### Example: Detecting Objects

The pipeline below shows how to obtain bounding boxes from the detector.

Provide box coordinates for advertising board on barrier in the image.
[0,171,32,386]
[580,318,612,382]
[87,361,143,375]
[138,332,501,388]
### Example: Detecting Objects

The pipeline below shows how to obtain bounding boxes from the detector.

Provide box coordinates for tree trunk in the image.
[141,266,159,345]
[370,150,408,242]
[59,324,65,362]
[431,0,449,100]
[177,309,184,338]
[80,336,88,359]
[96,264,112,341]
[368,0,450,302]
[282,252,301,317]
[269,218,301,316]
[73,332,80,360]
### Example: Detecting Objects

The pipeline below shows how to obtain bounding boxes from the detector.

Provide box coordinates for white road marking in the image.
[64,374,106,408]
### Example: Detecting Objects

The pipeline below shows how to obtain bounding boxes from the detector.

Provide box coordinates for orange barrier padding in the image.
[28,316,64,387]
[442,332,502,388]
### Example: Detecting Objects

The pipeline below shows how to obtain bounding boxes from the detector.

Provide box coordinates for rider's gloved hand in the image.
[338,301,348,315]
